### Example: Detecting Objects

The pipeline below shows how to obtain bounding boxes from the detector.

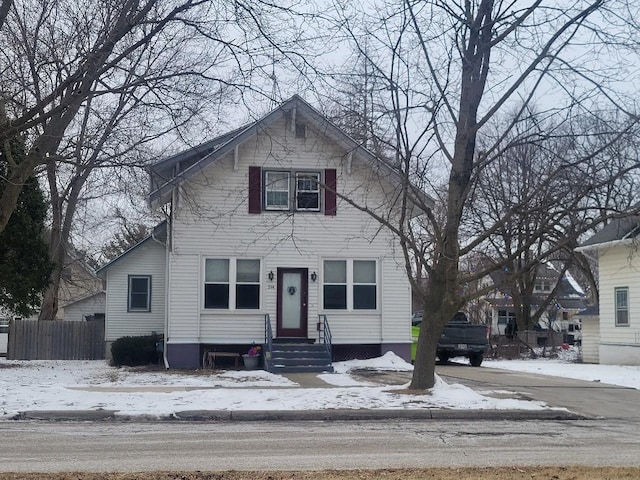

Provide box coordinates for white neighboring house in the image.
[96,223,167,359]
[62,291,106,322]
[101,95,433,369]
[578,214,640,365]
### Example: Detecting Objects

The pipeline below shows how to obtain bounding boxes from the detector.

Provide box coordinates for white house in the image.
[99,95,433,369]
[96,223,167,358]
[578,214,640,365]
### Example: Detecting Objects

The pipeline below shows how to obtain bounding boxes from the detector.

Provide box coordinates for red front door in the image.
[276,268,308,338]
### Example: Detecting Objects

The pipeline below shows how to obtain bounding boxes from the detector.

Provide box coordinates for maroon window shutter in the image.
[324,168,337,216]
[248,166,262,214]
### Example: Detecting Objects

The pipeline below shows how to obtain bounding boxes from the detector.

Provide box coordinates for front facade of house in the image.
[579,214,640,365]
[102,96,429,369]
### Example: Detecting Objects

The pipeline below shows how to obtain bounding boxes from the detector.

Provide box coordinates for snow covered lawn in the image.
[0,353,548,418]
[1,348,637,419]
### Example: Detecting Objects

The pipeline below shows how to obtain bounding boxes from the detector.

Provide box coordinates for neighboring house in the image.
[484,264,586,337]
[55,250,105,320]
[578,214,640,365]
[575,305,599,363]
[62,291,106,322]
[96,223,167,358]
[100,95,432,369]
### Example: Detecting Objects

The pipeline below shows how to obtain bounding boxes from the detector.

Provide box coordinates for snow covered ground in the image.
[0,348,637,418]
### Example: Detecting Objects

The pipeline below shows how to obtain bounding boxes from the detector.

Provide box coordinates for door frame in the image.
[276,267,308,338]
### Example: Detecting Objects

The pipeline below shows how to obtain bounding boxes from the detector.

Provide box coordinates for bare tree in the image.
[329,1,640,389]
[0,0,313,235]
[0,0,316,319]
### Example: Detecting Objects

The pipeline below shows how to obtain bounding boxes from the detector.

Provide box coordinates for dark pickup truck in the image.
[411,311,490,367]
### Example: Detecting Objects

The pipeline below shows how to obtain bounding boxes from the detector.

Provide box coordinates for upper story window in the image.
[128,275,151,312]
[534,280,551,292]
[264,171,290,210]
[249,166,336,216]
[296,172,320,211]
[263,170,321,212]
[615,286,629,326]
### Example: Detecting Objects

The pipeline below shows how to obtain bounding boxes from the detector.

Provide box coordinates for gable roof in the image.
[579,213,640,249]
[95,222,167,277]
[148,95,435,211]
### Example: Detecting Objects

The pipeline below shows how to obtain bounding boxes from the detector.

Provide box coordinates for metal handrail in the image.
[318,314,332,361]
[264,313,273,371]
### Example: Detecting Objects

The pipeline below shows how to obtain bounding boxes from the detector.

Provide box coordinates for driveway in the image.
[436,363,640,419]
[354,362,640,419]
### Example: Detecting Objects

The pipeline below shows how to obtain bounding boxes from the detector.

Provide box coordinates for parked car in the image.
[411,312,490,367]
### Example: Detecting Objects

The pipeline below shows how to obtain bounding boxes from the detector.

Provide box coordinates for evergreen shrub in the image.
[111,334,162,366]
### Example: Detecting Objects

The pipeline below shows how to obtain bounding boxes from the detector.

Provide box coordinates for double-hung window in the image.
[264,171,290,210]
[615,287,629,326]
[204,258,260,310]
[128,275,151,312]
[296,172,320,211]
[323,259,377,310]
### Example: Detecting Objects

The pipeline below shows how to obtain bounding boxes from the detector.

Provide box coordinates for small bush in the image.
[111,334,162,367]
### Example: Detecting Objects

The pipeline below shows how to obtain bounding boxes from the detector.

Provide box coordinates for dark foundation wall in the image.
[166,343,201,369]
[331,343,411,363]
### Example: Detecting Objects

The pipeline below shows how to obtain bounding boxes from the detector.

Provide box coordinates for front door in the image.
[276,268,308,338]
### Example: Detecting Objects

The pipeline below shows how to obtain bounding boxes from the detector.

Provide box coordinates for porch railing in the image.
[318,314,332,361]
[264,313,273,371]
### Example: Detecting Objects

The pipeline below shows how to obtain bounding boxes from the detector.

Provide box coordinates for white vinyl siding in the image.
[168,115,411,345]
[597,244,640,364]
[103,240,166,341]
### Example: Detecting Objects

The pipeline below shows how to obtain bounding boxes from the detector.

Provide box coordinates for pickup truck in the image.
[411,312,490,367]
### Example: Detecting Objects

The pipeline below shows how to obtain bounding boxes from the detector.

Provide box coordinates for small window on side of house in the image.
[615,287,629,326]
[128,275,151,312]
[295,122,306,138]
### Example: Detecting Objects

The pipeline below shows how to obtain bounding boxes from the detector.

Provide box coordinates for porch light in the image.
[310,271,317,282]
[268,271,274,281]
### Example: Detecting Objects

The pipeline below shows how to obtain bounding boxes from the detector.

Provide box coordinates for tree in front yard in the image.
[0,134,53,316]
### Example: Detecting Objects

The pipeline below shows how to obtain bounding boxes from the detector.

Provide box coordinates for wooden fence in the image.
[7,319,105,360]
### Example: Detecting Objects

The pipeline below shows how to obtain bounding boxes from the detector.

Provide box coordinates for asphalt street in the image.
[2,364,640,471]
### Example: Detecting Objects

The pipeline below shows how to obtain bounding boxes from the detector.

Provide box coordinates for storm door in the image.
[276,268,308,338]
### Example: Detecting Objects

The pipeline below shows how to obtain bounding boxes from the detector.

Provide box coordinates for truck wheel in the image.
[469,353,483,367]
[437,354,450,363]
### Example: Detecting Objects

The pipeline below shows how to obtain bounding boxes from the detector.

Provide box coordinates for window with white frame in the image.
[353,260,376,309]
[263,170,322,212]
[323,260,347,309]
[323,259,377,310]
[204,259,260,310]
[264,171,290,210]
[615,287,629,326]
[296,172,320,211]
[497,309,515,326]
[128,275,151,312]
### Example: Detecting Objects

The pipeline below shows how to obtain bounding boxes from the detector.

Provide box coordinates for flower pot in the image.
[242,354,260,370]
